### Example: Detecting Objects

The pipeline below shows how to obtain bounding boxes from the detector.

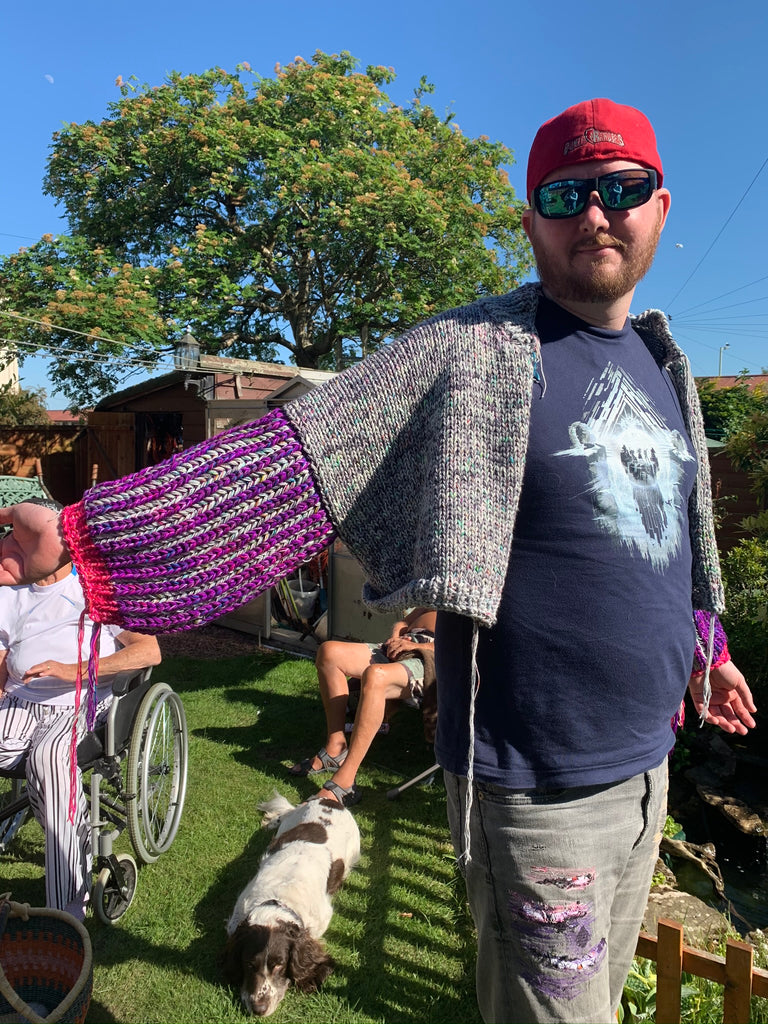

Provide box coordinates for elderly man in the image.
[0,504,160,920]
[0,100,755,1021]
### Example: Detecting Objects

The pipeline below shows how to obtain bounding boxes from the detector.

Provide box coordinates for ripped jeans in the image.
[445,760,667,1024]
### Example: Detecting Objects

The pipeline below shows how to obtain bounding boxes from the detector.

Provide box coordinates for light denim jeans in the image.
[445,760,668,1023]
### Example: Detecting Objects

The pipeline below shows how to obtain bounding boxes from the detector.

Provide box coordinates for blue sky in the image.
[2,0,767,404]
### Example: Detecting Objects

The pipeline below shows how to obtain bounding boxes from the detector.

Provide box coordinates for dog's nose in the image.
[245,983,274,1017]
[247,995,270,1016]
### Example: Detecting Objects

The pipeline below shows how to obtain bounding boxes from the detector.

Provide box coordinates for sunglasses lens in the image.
[535,181,589,218]
[598,171,653,210]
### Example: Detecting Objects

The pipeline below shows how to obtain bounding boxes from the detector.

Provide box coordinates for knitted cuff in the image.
[691,610,729,674]
[61,408,336,632]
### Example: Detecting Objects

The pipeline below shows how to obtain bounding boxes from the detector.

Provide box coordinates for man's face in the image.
[522,159,671,306]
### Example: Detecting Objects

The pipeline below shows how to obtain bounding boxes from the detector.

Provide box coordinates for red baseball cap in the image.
[526,98,663,200]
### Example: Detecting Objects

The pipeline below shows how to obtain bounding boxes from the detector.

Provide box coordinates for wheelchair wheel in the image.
[126,683,188,865]
[0,777,29,852]
[93,852,137,924]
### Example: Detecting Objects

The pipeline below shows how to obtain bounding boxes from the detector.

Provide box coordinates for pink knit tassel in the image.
[87,622,101,729]
[68,611,87,823]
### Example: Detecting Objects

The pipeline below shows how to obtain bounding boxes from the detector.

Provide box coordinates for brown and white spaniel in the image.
[222,792,361,1017]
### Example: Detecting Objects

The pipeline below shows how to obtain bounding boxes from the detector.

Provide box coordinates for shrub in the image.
[720,536,768,706]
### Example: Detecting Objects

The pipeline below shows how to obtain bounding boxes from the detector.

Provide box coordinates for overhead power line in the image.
[673,273,768,319]
[666,154,768,312]
[0,309,162,351]
[0,308,180,376]
[672,327,766,374]
[0,335,174,375]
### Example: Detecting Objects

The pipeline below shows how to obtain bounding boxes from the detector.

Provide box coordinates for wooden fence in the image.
[636,919,768,1023]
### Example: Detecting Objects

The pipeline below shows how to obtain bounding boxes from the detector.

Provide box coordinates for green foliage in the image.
[0,382,49,426]
[715,405,768,703]
[0,51,532,406]
[696,375,768,441]
[621,957,658,1021]
[721,536,768,701]
[1,236,167,409]
[725,409,768,509]
[663,814,684,839]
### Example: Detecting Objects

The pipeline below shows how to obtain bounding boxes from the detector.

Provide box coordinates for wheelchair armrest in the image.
[0,759,27,780]
[109,666,153,697]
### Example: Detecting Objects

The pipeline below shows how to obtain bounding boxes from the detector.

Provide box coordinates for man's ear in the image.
[656,188,671,231]
[521,206,534,244]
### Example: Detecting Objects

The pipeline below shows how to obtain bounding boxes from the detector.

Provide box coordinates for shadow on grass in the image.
[154,649,300,695]
[3,651,480,1024]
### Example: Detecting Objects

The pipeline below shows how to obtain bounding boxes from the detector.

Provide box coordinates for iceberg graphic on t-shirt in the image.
[554,362,694,571]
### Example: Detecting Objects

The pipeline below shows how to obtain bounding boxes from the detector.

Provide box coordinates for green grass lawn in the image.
[0,649,481,1024]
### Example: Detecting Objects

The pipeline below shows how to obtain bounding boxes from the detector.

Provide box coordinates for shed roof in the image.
[696,374,768,391]
[94,359,335,411]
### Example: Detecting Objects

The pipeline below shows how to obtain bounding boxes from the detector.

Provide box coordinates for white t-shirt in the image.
[0,569,123,706]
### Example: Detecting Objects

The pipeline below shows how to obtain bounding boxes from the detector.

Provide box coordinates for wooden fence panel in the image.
[86,412,135,482]
[636,924,768,1024]
[655,919,683,1024]
[723,939,754,1024]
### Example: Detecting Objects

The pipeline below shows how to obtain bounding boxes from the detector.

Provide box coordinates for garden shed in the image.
[88,353,335,480]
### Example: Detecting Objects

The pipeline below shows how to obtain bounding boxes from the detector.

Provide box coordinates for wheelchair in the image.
[0,668,188,925]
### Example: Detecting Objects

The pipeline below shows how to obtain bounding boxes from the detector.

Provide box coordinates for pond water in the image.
[720,855,768,933]
[719,746,768,933]
[676,775,768,934]
[669,722,768,934]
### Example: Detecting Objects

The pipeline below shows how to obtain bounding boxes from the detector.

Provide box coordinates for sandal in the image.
[288,746,348,777]
[319,780,363,808]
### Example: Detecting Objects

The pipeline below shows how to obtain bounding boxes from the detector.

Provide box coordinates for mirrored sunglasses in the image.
[533,169,658,219]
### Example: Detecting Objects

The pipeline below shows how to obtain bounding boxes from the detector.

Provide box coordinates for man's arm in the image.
[22,631,161,686]
[387,618,412,642]
[0,409,336,633]
[382,607,437,659]
[384,607,432,644]
[0,502,69,586]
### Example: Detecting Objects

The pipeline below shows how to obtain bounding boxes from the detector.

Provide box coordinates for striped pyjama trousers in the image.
[0,692,112,917]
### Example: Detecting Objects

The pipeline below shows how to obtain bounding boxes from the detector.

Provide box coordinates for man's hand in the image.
[0,503,70,585]
[23,659,77,684]
[688,660,756,735]
[381,636,419,659]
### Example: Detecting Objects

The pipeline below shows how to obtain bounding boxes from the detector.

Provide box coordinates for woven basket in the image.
[0,897,93,1024]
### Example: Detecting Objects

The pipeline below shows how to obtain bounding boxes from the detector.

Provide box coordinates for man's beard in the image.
[531,221,663,304]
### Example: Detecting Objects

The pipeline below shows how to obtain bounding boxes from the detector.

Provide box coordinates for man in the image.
[289,606,436,806]
[0,503,160,919]
[0,100,755,1021]
[431,98,755,1023]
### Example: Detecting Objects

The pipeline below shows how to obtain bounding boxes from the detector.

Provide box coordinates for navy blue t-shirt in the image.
[434,297,698,788]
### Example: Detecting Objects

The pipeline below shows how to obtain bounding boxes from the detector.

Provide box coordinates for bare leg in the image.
[319,661,410,799]
[290,640,379,773]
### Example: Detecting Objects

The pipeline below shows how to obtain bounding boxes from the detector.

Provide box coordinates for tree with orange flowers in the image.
[0,52,532,408]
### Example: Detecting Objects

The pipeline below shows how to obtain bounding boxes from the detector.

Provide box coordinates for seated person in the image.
[0,516,161,920]
[289,607,436,806]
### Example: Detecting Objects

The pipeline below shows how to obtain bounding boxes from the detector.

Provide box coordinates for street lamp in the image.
[718,343,729,376]
[174,330,200,371]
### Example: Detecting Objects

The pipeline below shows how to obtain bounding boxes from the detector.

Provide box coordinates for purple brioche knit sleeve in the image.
[62,408,336,633]
[691,611,730,673]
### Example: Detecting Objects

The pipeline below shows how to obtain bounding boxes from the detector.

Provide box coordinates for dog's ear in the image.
[221,921,267,987]
[287,928,335,992]
[221,927,246,987]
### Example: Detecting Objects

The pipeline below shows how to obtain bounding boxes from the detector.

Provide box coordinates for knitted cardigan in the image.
[61,283,724,634]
